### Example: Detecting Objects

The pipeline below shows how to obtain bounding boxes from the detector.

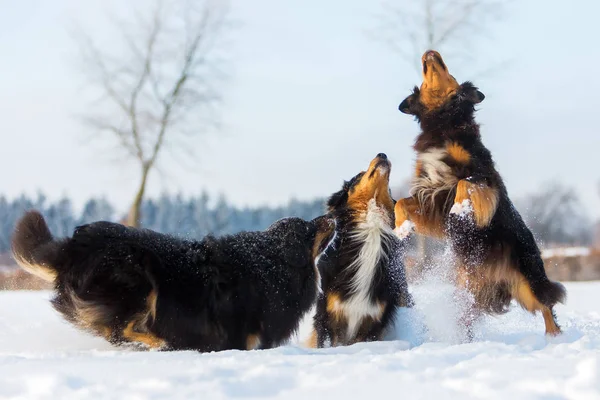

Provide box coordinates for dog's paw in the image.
[450,199,473,218]
[394,220,415,239]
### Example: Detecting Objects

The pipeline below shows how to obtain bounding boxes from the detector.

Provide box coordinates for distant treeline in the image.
[0,184,595,257]
[0,193,325,254]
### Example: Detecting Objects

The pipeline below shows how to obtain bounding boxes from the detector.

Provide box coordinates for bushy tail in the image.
[12,210,63,282]
[536,279,567,307]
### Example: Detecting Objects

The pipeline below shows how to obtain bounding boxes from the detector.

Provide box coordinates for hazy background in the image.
[0,0,598,224]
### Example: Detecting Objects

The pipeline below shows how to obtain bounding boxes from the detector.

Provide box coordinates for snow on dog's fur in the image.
[308,153,413,348]
[12,211,335,352]
[395,50,566,339]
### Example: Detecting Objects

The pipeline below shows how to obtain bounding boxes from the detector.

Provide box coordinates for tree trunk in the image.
[126,165,151,227]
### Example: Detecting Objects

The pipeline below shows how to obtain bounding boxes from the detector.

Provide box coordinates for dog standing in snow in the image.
[394,50,565,338]
[12,211,335,352]
[308,153,413,347]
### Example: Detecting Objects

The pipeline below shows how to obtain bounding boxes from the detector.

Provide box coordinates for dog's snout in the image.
[376,153,387,160]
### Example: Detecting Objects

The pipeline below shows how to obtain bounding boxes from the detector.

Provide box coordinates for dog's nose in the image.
[426,50,436,59]
[376,153,387,160]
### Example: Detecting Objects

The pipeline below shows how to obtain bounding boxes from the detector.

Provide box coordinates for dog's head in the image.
[399,50,484,119]
[266,216,336,262]
[327,153,394,221]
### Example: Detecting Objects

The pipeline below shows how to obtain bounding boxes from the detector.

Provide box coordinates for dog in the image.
[394,50,566,338]
[308,153,413,348]
[12,211,335,352]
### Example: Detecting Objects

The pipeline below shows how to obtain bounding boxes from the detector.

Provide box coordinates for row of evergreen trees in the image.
[0,193,325,254]
[0,187,595,256]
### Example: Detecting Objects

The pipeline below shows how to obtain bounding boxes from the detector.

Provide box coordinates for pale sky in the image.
[1,0,599,218]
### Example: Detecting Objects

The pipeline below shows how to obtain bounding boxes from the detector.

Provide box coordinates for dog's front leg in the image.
[450,179,499,229]
[394,196,446,239]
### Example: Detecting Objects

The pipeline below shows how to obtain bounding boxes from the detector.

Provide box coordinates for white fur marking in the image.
[314,227,338,295]
[394,220,415,240]
[328,297,384,343]
[419,148,451,184]
[411,147,458,208]
[343,198,394,340]
[450,199,473,217]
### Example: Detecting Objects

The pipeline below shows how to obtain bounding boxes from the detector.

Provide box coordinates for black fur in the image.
[12,211,335,352]
[313,156,413,347]
[399,82,566,319]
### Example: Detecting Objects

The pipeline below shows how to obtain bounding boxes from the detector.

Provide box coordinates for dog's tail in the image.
[12,210,65,283]
[535,278,567,307]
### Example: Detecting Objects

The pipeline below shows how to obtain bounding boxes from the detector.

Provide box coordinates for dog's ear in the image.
[460,82,485,104]
[326,182,350,211]
[399,87,420,115]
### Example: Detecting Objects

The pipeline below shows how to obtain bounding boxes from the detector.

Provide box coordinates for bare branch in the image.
[72,0,232,226]
[371,0,511,76]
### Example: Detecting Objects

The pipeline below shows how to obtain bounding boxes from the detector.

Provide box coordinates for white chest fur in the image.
[339,199,394,339]
[412,148,458,206]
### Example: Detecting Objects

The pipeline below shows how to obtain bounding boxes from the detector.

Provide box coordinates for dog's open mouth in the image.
[422,50,447,75]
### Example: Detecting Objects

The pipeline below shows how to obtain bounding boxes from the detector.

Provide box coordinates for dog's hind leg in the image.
[512,276,562,336]
[454,265,483,342]
[312,295,335,348]
[122,320,165,349]
[121,290,166,349]
[363,303,396,342]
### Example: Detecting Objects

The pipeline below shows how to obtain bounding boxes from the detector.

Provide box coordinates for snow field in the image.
[0,280,598,399]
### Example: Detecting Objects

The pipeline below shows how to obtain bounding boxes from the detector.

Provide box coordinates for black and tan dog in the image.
[12,211,335,352]
[309,153,413,348]
[394,50,565,338]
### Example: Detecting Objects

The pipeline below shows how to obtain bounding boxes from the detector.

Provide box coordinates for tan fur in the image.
[66,290,113,336]
[512,280,561,336]
[414,160,423,177]
[121,290,165,347]
[146,290,158,322]
[455,257,561,336]
[446,143,471,164]
[454,180,499,228]
[67,289,164,344]
[347,157,394,220]
[312,221,336,260]
[246,334,261,350]
[377,301,386,316]
[13,255,57,282]
[122,320,165,349]
[326,292,344,321]
[304,330,318,349]
[419,50,460,110]
[408,50,561,337]
[394,198,410,227]
[395,196,446,238]
[325,292,387,345]
[542,308,562,336]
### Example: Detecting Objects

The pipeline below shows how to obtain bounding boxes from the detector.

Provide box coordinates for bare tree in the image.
[370,0,509,75]
[516,182,593,247]
[73,0,231,227]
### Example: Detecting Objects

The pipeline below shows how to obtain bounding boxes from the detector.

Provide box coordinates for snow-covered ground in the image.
[0,281,599,400]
